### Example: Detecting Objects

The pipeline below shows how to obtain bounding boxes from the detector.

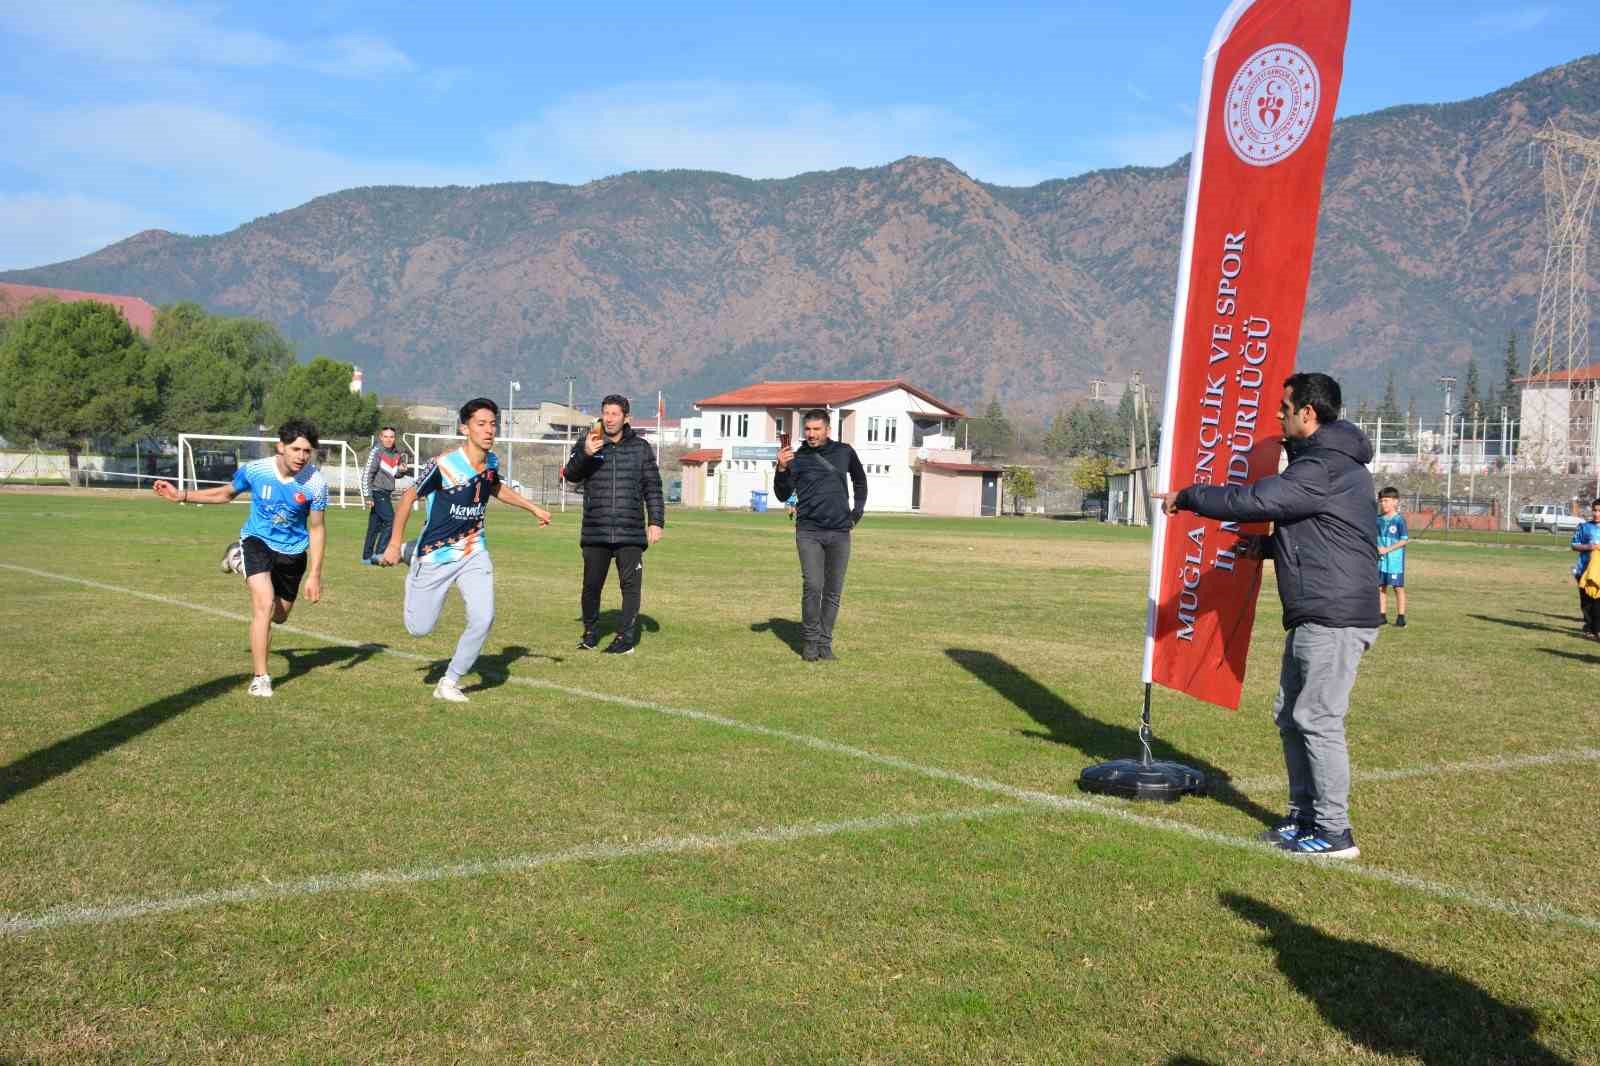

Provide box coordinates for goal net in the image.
[405,433,574,508]
[175,434,361,507]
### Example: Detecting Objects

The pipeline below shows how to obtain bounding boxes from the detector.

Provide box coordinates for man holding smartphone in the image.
[563,394,665,654]
[774,409,867,661]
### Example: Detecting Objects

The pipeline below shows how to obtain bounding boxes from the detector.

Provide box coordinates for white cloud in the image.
[0,0,416,79]
[0,193,169,270]
[490,82,971,183]
[313,34,417,78]
[1472,6,1557,33]
[1097,124,1196,168]
[3,98,481,235]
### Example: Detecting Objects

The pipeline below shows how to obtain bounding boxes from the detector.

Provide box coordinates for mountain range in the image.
[6,54,1600,415]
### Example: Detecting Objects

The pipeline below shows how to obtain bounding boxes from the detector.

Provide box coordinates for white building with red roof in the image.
[0,282,158,337]
[1516,365,1600,473]
[683,379,1003,516]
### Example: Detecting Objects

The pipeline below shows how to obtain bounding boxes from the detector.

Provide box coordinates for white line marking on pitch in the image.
[4,562,1599,936]
[0,805,1029,936]
[1232,748,1600,794]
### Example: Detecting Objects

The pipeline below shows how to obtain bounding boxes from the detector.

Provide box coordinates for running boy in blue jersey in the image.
[154,419,327,698]
[380,397,553,702]
[1376,486,1409,627]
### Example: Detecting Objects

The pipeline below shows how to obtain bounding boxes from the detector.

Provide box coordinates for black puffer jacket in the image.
[773,439,867,532]
[1177,420,1382,630]
[563,425,665,548]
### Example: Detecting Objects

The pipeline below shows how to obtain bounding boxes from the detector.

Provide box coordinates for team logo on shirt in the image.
[294,492,308,504]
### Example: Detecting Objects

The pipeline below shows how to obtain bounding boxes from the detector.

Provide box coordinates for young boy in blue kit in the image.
[1377,486,1409,627]
[155,419,327,698]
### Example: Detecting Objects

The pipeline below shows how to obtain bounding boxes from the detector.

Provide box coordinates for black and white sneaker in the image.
[1280,827,1360,859]
[221,540,244,574]
[602,635,636,655]
[577,629,599,651]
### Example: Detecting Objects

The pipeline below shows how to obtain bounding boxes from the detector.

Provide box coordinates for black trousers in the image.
[362,493,394,560]
[1580,588,1600,635]
[582,544,644,635]
[796,527,852,649]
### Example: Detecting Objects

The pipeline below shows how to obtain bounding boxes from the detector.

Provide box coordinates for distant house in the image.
[682,379,1002,516]
[1516,365,1600,473]
[0,282,158,337]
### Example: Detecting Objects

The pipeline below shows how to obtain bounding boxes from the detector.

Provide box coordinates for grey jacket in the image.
[1177,420,1382,630]
[361,445,405,497]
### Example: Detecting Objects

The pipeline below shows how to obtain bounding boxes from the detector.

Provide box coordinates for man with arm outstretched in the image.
[153,418,327,698]
[382,397,552,702]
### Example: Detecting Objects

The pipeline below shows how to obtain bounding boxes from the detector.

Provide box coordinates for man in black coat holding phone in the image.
[773,408,868,661]
[563,394,665,655]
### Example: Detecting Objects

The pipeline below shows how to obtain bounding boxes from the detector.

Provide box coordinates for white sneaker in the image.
[432,677,469,703]
[247,674,273,698]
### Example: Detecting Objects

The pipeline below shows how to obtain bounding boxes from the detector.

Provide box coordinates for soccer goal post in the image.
[175,434,361,507]
[405,433,573,508]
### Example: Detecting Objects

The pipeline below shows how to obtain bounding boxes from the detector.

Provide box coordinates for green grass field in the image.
[2,490,1597,1064]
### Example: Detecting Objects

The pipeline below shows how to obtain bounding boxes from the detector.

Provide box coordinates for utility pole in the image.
[1440,376,1457,533]
[562,376,576,513]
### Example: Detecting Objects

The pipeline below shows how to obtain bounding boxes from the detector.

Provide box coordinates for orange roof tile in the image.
[1516,365,1600,385]
[694,379,965,418]
[677,448,723,463]
[0,282,158,337]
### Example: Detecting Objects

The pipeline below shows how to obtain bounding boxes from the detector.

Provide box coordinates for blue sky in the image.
[1,1,1595,270]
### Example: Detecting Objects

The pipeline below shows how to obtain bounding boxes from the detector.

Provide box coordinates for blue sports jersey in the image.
[1377,512,1407,575]
[1572,521,1600,578]
[413,448,501,563]
[232,457,328,555]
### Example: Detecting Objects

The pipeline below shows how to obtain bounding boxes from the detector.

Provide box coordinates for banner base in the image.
[1077,758,1207,803]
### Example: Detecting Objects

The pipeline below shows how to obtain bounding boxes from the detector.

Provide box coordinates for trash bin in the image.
[750,490,768,512]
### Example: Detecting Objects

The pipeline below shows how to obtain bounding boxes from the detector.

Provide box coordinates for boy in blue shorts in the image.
[1377,486,1408,627]
[381,397,553,702]
[154,419,328,698]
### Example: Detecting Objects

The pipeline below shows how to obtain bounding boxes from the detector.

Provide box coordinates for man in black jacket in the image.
[563,394,665,654]
[1156,372,1381,860]
[773,408,867,661]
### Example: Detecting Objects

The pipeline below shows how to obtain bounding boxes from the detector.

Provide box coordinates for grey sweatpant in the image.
[1272,622,1378,834]
[405,549,495,684]
[796,527,851,649]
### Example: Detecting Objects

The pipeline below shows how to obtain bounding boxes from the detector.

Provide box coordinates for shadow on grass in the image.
[940,646,1280,819]
[0,643,383,807]
[419,644,563,690]
[1222,893,1572,1065]
[1538,646,1600,666]
[751,617,807,655]
[1517,608,1582,624]
[1468,614,1583,638]
[594,610,660,637]
[944,648,1279,827]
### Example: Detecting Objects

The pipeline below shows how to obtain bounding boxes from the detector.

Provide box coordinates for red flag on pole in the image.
[1144,0,1351,710]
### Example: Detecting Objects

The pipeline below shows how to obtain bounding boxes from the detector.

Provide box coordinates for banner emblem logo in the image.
[1225,44,1320,167]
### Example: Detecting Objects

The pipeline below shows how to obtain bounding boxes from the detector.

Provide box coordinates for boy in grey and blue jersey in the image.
[383,397,554,702]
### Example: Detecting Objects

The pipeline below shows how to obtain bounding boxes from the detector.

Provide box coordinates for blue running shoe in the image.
[1280,828,1359,859]
[1257,815,1312,845]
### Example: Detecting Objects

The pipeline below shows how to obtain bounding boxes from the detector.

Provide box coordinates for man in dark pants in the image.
[774,408,867,661]
[360,426,408,564]
[563,394,665,655]
[1155,372,1381,860]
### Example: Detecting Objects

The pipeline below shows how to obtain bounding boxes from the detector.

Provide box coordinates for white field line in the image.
[1,805,1030,936]
[4,562,1599,936]
[1231,747,1600,794]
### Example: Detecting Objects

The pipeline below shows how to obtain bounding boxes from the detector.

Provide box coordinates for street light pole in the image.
[507,380,521,486]
[1439,377,1456,533]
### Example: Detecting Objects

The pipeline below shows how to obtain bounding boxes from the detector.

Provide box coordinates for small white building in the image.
[1517,365,1600,473]
[681,379,999,515]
